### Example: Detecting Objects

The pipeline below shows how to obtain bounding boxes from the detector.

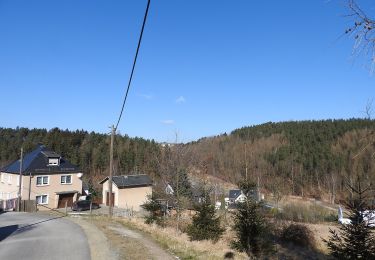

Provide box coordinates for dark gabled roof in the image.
[229,189,242,200]
[41,150,60,158]
[100,174,153,188]
[1,145,81,175]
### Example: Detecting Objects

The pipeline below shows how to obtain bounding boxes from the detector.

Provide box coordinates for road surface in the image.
[0,212,90,260]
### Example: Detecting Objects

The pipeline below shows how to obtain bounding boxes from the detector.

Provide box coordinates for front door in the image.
[106,192,115,206]
[58,193,74,208]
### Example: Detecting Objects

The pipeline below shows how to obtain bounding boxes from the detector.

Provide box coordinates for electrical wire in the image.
[115,0,151,130]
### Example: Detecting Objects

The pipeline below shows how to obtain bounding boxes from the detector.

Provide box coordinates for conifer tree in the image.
[187,188,224,242]
[231,180,274,258]
[141,193,164,226]
[324,176,375,259]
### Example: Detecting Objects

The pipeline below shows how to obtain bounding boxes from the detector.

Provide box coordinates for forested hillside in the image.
[0,127,165,186]
[180,119,375,201]
[1,119,375,201]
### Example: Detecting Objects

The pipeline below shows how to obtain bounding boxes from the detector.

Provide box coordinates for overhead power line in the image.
[115,0,151,130]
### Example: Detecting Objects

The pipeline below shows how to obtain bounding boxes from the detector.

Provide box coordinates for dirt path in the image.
[70,216,118,260]
[107,224,176,260]
[72,216,175,260]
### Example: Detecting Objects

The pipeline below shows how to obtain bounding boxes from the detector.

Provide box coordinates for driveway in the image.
[0,212,90,260]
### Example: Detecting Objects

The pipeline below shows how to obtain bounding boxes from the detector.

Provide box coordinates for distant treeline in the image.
[0,127,164,185]
[1,119,375,201]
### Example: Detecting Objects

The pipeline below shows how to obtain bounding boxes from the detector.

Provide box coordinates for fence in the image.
[0,198,17,211]
[0,199,37,212]
[19,200,37,213]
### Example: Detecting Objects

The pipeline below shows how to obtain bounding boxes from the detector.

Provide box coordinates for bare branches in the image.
[363,98,374,119]
[345,0,375,71]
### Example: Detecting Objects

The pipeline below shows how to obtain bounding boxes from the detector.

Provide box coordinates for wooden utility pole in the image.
[109,125,115,217]
[175,131,180,232]
[18,147,23,211]
[245,142,248,181]
[28,172,32,200]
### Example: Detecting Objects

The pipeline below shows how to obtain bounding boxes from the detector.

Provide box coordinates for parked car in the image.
[71,200,99,211]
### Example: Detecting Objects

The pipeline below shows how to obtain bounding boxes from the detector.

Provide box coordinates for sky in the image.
[0,0,374,143]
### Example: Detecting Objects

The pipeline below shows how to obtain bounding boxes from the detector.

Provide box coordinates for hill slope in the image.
[1,119,374,201]
[180,119,375,201]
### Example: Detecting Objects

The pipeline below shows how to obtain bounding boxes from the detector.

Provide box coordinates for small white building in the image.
[100,174,153,211]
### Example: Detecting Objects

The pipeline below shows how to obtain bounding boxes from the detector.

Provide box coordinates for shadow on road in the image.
[17,215,65,231]
[0,215,65,242]
[0,225,19,242]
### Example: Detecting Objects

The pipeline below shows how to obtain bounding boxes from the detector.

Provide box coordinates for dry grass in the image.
[119,216,334,260]
[91,217,153,260]
[118,217,247,260]
[305,222,339,254]
[71,206,336,260]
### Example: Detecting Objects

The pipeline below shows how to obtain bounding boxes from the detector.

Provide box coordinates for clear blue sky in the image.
[0,0,373,142]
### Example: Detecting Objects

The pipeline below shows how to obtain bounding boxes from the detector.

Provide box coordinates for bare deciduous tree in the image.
[345,0,375,71]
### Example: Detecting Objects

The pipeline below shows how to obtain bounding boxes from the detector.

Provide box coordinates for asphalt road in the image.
[0,212,90,260]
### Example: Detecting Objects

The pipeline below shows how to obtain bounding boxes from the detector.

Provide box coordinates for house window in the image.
[61,175,72,184]
[36,195,48,205]
[0,173,4,183]
[8,175,12,184]
[36,176,49,186]
[48,158,59,166]
[17,176,20,187]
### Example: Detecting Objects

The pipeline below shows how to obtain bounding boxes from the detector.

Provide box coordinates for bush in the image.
[280,224,316,249]
[141,194,165,226]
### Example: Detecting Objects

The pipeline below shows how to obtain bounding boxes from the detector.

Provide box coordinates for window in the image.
[36,195,48,205]
[61,175,72,184]
[8,175,12,184]
[16,176,20,187]
[48,158,59,166]
[1,173,4,183]
[36,176,49,186]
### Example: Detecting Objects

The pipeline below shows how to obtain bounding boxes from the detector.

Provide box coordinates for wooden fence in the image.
[18,200,37,213]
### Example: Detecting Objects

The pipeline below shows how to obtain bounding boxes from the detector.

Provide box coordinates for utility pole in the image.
[174,131,180,232]
[28,172,32,200]
[109,125,115,217]
[18,147,23,211]
[244,142,248,181]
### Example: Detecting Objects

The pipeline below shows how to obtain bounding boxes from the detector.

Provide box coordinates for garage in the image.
[56,191,78,208]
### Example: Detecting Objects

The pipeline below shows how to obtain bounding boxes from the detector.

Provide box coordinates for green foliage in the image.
[186,189,224,242]
[323,177,375,259]
[231,199,275,258]
[0,127,163,185]
[237,179,256,197]
[171,168,193,199]
[233,119,375,180]
[280,224,316,249]
[183,119,375,199]
[141,194,164,226]
[87,179,100,199]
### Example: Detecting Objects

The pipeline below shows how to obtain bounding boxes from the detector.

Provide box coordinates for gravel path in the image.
[70,216,118,260]
[107,224,176,260]
[71,216,175,260]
